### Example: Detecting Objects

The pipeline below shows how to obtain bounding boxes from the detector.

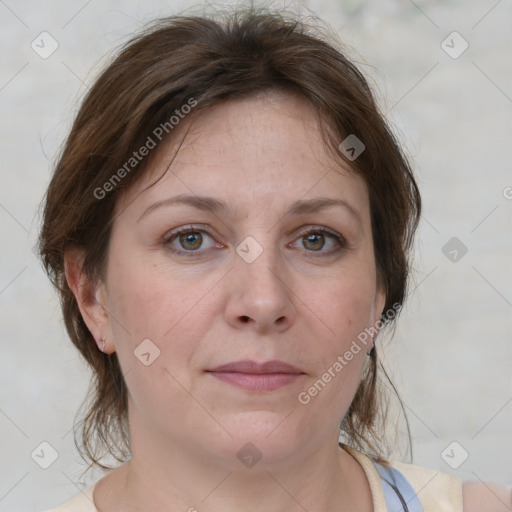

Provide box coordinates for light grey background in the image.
[1,0,511,510]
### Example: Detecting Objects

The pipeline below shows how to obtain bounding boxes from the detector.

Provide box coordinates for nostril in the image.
[241,316,250,323]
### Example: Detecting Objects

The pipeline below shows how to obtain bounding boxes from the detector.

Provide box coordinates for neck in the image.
[95,437,372,512]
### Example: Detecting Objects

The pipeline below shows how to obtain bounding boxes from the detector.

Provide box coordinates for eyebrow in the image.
[137,193,363,227]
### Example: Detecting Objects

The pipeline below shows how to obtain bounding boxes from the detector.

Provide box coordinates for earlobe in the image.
[64,248,109,351]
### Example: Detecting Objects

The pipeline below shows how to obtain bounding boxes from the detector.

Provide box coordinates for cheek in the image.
[294,262,376,405]
[295,278,373,423]
[104,253,206,421]
[106,244,194,335]
[104,245,220,380]
[306,267,377,350]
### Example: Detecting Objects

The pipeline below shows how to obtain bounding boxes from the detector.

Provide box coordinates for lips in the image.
[206,360,305,392]
[207,360,304,374]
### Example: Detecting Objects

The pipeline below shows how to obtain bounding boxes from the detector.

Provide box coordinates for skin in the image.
[65,89,388,511]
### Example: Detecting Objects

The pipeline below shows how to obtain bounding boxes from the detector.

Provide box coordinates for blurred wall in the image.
[0,0,510,510]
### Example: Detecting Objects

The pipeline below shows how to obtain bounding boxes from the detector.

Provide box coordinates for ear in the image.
[64,247,113,354]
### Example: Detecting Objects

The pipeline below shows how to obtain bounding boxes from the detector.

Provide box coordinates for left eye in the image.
[292,228,346,255]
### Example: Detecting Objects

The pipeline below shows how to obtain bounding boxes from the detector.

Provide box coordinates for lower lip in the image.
[208,372,303,391]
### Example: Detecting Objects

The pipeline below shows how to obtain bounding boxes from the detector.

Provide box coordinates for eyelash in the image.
[162,224,348,258]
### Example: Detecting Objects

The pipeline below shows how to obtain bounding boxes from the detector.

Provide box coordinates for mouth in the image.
[205,360,305,392]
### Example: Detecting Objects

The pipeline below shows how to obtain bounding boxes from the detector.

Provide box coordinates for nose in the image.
[224,245,296,334]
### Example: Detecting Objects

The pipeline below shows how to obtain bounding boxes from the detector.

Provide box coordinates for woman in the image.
[38,8,510,511]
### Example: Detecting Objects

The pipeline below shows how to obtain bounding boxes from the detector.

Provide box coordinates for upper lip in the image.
[207,360,304,374]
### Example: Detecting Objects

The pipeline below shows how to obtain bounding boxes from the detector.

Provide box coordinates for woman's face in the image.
[92,90,385,467]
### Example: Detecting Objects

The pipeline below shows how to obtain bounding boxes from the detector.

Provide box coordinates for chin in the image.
[209,416,308,467]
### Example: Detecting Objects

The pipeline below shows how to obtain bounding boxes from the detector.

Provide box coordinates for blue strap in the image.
[373,462,424,512]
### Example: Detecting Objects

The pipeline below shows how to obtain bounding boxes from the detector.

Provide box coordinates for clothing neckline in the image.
[341,443,388,512]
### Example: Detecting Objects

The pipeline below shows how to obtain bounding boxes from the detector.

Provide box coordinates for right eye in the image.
[163,225,223,257]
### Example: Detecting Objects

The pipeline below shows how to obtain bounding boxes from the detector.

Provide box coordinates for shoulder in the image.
[344,444,462,511]
[388,459,511,512]
[462,481,512,512]
[384,459,462,511]
[41,482,97,512]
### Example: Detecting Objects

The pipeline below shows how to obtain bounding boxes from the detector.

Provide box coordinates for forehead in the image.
[115,90,370,224]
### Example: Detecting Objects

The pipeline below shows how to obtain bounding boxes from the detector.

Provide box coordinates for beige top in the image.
[43,446,463,511]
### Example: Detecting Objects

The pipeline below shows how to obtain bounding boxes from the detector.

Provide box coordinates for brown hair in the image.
[38,7,420,474]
